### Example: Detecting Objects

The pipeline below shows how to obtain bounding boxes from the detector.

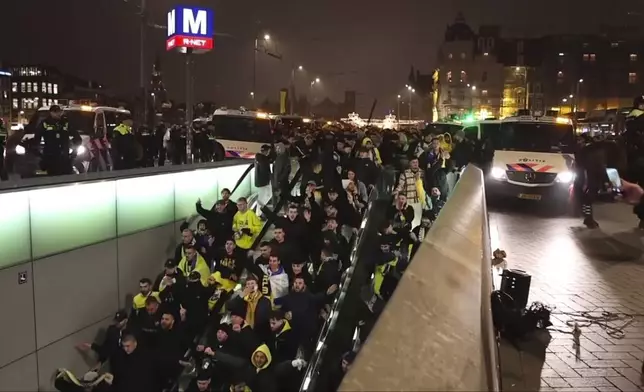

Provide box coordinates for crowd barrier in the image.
[340,165,501,392]
[0,160,258,391]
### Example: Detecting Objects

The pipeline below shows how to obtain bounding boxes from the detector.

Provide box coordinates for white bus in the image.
[211,108,276,159]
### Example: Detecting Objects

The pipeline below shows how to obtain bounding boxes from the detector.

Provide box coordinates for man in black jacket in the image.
[76,310,128,366]
[110,334,159,392]
[255,144,273,217]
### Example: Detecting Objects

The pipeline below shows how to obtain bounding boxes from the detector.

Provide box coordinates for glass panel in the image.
[116,174,175,235]
[30,182,117,259]
[215,165,251,200]
[174,168,220,221]
[0,191,31,268]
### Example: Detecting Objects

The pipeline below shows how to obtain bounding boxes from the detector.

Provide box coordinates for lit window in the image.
[27,83,32,93]
[448,53,453,59]
[460,52,466,59]
[42,82,46,92]
[460,70,467,82]
[483,52,489,56]
[583,54,590,61]
[53,84,58,94]
[21,82,26,93]
[447,71,452,83]
[629,72,637,84]
[12,98,18,109]
[21,98,26,108]
[559,52,564,56]
[47,83,52,94]
[53,99,58,105]
[33,83,38,93]
[11,82,17,92]
[482,90,488,96]
[611,42,619,48]
[630,54,638,62]
[590,54,596,62]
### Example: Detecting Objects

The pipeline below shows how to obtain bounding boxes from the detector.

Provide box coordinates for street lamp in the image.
[472,85,477,91]
[315,77,320,83]
[407,87,415,120]
[289,65,305,114]
[397,95,401,122]
[253,33,272,99]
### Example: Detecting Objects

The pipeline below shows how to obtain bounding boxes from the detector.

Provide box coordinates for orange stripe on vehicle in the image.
[510,164,526,171]
[537,165,554,172]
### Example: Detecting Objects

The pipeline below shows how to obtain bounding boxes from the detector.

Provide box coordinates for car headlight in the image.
[15,145,26,155]
[490,167,506,180]
[77,145,87,155]
[556,171,574,183]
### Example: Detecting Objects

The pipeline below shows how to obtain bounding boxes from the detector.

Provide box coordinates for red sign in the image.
[166,35,213,51]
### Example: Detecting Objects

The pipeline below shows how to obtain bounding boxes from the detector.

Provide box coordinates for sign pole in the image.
[140,0,148,126]
[186,48,194,164]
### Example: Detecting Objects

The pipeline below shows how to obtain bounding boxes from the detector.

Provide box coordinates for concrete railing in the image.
[340,165,500,392]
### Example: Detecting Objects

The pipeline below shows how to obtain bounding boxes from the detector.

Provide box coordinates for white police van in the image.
[15,104,131,175]
[466,115,577,207]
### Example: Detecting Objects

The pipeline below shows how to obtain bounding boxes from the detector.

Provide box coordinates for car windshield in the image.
[489,122,575,153]
[26,110,94,134]
[212,115,273,143]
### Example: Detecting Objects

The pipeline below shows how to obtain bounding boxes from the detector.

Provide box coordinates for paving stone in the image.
[616,367,644,386]
[542,377,571,387]
[606,376,641,391]
[491,204,644,391]
[565,377,613,387]
[575,368,622,377]
[585,360,630,368]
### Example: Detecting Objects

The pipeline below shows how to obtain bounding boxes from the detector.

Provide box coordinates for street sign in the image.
[18,271,27,284]
[166,6,214,52]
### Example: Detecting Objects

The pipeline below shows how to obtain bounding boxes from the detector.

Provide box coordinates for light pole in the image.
[397,95,401,123]
[407,86,415,120]
[253,33,270,101]
[290,65,304,115]
[250,92,255,107]
[309,78,320,112]
[574,79,583,112]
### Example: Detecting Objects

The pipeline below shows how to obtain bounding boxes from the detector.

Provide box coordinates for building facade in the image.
[0,66,11,125]
[436,14,504,120]
[9,65,106,123]
[436,17,644,119]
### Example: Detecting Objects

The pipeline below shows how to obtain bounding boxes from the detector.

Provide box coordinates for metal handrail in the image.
[299,178,382,392]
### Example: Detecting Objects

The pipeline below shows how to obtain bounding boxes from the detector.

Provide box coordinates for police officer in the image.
[33,105,81,176]
[624,96,644,229]
[111,117,137,170]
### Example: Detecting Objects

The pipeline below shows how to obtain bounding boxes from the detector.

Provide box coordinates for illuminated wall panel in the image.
[29,182,117,259]
[216,165,250,199]
[174,168,219,220]
[116,174,175,236]
[0,191,31,268]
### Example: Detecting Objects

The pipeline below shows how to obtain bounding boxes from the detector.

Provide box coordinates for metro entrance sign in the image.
[166,6,214,52]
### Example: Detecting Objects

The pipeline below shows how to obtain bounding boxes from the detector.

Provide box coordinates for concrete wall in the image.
[340,165,500,392]
[0,161,258,391]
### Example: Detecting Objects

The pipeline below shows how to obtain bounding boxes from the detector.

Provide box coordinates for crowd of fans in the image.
[53,124,474,392]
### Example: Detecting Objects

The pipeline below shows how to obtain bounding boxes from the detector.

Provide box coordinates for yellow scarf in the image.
[414,172,426,208]
[244,291,263,328]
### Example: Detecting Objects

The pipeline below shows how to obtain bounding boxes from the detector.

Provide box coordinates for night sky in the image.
[0,0,632,115]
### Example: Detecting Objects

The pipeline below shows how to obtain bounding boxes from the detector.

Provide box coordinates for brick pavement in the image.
[490,201,644,392]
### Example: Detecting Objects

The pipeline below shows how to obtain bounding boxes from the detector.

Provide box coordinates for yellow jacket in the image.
[178,253,210,286]
[233,209,262,249]
[132,291,160,309]
[361,137,382,165]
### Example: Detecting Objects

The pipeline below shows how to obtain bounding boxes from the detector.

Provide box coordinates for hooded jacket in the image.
[233,209,263,249]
